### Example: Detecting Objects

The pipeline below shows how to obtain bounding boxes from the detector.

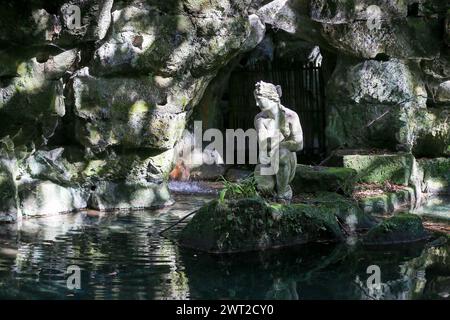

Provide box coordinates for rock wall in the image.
[257,0,449,156]
[0,0,265,221]
[0,0,448,221]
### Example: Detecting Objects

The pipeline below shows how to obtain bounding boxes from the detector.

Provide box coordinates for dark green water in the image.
[0,195,449,300]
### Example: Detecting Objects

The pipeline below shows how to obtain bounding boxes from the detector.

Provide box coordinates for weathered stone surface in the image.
[326,58,427,151]
[81,149,175,184]
[88,181,173,211]
[343,153,415,185]
[412,108,450,157]
[319,17,441,59]
[70,0,265,153]
[292,164,356,193]
[179,193,374,253]
[0,0,115,46]
[310,0,408,23]
[418,158,450,194]
[328,58,427,107]
[0,163,17,222]
[0,50,77,146]
[73,74,187,150]
[446,7,450,46]
[190,164,226,181]
[18,181,89,218]
[258,0,442,59]
[363,214,429,245]
[358,188,416,215]
[26,148,80,186]
[257,0,332,49]
[435,81,450,103]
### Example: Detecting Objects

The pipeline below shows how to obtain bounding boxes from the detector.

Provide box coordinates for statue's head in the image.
[254,81,282,114]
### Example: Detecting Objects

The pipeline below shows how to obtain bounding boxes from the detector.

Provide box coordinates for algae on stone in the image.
[292,164,356,193]
[363,214,429,245]
[343,153,415,185]
[179,192,374,253]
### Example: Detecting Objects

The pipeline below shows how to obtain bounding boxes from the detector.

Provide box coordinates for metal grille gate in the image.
[227,60,326,162]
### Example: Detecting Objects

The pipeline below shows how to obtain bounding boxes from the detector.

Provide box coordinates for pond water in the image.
[0,195,449,300]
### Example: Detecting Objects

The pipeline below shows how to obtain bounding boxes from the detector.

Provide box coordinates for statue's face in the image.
[255,94,278,114]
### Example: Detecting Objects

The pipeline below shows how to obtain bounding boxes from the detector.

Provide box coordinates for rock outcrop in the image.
[257,0,449,157]
[179,193,375,253]
[0,0,448,222]
[0,0,266,221]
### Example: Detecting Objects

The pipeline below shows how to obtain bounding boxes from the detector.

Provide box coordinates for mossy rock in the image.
[178,193,375,253]
[418,158,450,195]
[358,188,414,215]
[292,165,356,193]
[412,108,450,158]
[363,214,429,245]
[343,153,414,185]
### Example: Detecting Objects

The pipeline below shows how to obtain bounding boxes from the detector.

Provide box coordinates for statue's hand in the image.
[280,140,301,152]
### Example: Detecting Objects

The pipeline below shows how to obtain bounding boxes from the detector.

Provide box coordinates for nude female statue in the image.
[253,81,303,200]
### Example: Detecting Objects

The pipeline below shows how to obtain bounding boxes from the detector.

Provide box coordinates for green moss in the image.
[363,214,428,245]
[179,197,344,253]
[292,165,357,194]
[358,188,413,215]
[418,158,450,194]
[343,153,414,185]
[179,193,374,253]
[129,100,151,114]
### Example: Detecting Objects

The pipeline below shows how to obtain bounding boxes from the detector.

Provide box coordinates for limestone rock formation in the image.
[0,0,266,221]
[257,0,449,157]
[0,0,448,222]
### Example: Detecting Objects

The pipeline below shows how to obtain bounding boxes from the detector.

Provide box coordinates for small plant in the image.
[218,174,259,202]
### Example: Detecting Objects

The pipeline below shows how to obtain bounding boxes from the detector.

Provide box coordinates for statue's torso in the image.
[256,106,294,141]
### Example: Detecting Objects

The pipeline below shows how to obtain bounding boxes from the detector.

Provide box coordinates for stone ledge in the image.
[343,153,414,185]
[292,164,356,193]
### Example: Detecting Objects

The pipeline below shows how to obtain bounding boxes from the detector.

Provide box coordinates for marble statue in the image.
[254,81,303,200]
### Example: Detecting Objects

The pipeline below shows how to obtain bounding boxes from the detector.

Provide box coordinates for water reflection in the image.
[0,195,449,300]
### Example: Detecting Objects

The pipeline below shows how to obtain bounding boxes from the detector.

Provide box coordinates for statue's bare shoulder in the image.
[281,106,300,124]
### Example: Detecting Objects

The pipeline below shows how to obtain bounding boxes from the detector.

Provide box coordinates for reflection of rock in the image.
[180,239,450,299]
[179,243,348,299]
[356,239,450,300]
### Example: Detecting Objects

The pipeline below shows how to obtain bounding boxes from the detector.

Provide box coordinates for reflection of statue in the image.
[254,81,303,200]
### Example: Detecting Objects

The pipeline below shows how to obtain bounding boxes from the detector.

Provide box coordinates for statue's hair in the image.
[254,81,282,103]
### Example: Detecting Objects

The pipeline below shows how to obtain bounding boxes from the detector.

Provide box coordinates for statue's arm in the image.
[280,114,303,152]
